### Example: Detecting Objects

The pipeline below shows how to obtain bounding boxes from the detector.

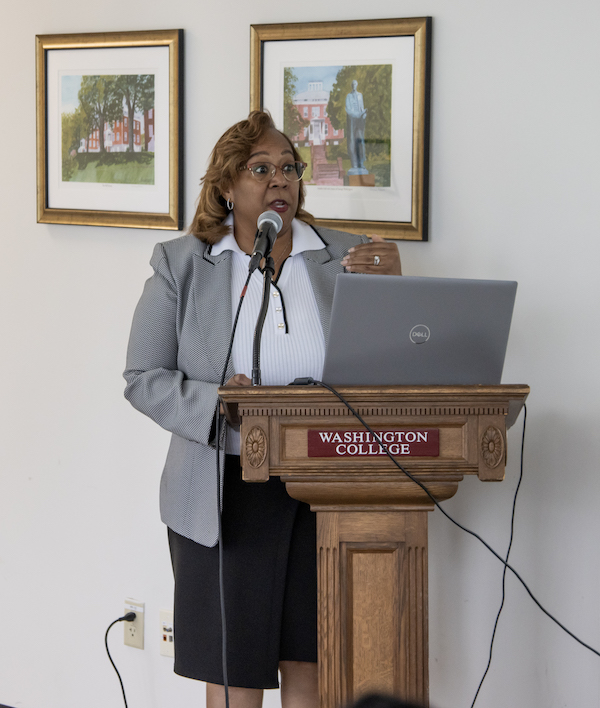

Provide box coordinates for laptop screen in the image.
[322,274,517,386]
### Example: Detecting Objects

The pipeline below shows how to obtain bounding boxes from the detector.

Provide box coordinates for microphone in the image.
[249,211,284,273]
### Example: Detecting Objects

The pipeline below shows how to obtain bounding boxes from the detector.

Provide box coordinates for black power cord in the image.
[470,405,527,707]
[105,612,136,708]
[307,379,600,661]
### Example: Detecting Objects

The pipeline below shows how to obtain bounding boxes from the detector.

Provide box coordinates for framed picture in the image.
[36,29,183,230]
[251,18,431,241]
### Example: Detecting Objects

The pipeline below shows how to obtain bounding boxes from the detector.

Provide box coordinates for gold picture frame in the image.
[36,29,183,230]
[251,18,431,241]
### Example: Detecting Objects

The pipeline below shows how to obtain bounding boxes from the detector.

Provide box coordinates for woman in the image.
[124,111,401,708]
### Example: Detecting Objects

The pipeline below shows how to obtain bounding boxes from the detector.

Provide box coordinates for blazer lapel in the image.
[192,247,236,383]
[302,240,341,345]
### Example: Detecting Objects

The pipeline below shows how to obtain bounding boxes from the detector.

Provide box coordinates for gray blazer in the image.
[124,226,367,547]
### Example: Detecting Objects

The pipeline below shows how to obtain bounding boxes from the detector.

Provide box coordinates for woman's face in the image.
[224,128,300,245]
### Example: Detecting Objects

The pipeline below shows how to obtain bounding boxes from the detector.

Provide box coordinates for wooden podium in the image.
[219,384,529,708]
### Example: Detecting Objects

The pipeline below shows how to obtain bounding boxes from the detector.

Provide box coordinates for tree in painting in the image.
[327,64,392,165]
[78,75,121,154]
[114,74,155,152]
[61,106,88,180]
[61,106,87,156]
[283,68,308,140]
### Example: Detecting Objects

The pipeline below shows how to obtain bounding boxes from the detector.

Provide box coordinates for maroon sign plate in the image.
[307,429,440,458]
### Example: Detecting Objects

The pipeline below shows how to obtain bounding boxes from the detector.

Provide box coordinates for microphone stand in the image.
[251,255,275,386]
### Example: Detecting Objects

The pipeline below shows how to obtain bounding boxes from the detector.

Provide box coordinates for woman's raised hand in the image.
[340,234,402,275]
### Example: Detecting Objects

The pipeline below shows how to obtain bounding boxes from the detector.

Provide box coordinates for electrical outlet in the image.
[160,609,175,657]
[124,598,144,650]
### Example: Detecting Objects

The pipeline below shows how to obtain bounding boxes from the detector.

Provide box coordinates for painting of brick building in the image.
[290,81,344,148]
[61,74,155,185]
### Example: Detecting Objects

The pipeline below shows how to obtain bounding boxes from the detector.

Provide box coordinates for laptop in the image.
[321,273,517,386]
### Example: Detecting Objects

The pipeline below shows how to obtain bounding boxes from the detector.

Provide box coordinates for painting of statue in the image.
[282,64,392,188]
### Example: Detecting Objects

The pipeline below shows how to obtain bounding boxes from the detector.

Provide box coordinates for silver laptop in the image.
[322,274,517,386]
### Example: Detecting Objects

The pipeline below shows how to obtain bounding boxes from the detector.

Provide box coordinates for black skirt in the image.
[168,455,317,689]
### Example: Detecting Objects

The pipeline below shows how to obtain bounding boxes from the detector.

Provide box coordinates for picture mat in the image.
[47,46,170,213]
[263,36,415,223]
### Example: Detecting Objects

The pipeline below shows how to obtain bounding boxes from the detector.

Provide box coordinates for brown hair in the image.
[189,111,314,244]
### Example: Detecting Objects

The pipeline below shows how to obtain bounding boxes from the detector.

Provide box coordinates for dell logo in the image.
[410,324,430,344]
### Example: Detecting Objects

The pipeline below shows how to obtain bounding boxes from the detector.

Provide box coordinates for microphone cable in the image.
[305,379,600,661]
[214,270,252,708]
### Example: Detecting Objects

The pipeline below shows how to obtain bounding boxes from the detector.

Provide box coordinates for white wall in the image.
[1,0,599,707]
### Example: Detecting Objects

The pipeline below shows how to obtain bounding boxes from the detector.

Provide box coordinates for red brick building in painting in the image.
[79,113,144,153]
[145,108,155,152]
[290,81,344,148]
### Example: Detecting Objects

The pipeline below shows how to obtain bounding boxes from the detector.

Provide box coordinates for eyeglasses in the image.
[242,161,307,183]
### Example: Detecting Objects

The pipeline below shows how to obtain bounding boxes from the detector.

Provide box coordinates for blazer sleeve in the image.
[123,243,219,446]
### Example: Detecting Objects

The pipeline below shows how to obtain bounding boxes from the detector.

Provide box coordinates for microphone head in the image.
[257,210,284,234]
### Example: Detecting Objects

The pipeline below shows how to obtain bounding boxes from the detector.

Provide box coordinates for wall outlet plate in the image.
[160,609,174,658]
[124,598,144,650]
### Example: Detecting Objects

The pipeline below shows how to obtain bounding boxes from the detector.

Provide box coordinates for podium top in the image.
[218,383,529,430]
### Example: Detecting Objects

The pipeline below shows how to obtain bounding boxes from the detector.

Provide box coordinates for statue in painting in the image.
[345,80,368,174]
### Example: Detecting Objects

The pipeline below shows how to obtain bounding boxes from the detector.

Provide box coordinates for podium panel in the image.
[316,510,428,705]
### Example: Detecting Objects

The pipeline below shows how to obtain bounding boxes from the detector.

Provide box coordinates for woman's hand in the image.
[220,374,252,413]
[340,234,402,275]
[224,373,252,388]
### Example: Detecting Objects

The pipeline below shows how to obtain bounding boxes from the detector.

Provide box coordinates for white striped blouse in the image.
[212,217,327,454]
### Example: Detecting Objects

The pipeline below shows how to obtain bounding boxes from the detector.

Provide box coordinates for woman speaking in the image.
[124,111,401,708]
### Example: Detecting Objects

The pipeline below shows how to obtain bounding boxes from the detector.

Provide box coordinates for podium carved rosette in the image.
[219,384,529,708]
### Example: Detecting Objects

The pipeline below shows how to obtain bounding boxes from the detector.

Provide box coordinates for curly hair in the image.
[189,111,314,244]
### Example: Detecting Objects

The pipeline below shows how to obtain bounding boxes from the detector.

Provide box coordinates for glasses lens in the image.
[292,162,306,181]
[248,163,273,181]
[280,162,306,182]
